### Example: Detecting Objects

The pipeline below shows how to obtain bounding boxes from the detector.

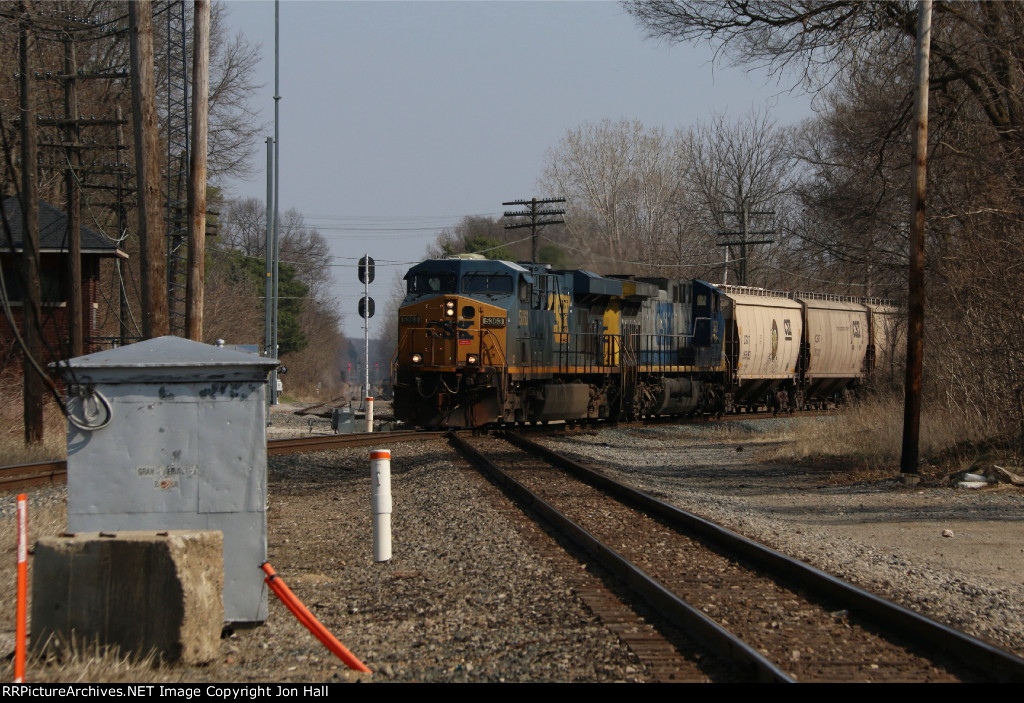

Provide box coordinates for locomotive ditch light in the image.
[466,354,479,366]
[411,353,423,364]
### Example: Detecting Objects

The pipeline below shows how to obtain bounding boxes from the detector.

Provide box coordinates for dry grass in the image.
[0,499,66,633]
[771,393,1016,470]
[0,500,186,683]
[0,400,66,466]
[25,641,166,684]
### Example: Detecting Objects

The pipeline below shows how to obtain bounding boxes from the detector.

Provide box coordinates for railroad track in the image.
[0,460,68,493]
[265,429,446,455]
[449,431,1024,683]
[0,430,447,493]
[0,407,817,493]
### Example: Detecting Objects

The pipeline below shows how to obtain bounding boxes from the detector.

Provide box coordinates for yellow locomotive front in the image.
[393,259,513,427]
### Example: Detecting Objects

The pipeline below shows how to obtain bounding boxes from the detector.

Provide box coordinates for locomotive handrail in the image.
[554,332,622,375]
[390,329,409,385]
[719,284,794,300]
[480,328,508,368]
[635,332,693,373]
[720,284,898,308]
[480,329,510,407]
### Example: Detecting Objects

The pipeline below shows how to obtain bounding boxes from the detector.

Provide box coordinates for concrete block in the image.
[31,530,223,664]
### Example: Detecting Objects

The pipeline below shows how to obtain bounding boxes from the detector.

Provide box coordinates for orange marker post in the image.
[15,494,27,683]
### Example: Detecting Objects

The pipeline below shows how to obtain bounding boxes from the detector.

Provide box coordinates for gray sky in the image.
[220,1,814,338]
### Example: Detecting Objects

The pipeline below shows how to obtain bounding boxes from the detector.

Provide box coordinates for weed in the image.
[771,393,1016,470]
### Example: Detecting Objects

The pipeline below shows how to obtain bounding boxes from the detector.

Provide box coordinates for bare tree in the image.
[378,270,407,371]
[428,216,518,261]
[204,1,264,180]
[685,109,796,286]
[624,1,910,89]
[540,118,694,274]
[202,253,264,344]
[218,197,266,255]
[209,198,349,398]
[277,208,331,299]
[218,201,332,298]
[280,298,347,398]
[625,1,1024,144]
[786,63,913,298]
[150,1,264,180]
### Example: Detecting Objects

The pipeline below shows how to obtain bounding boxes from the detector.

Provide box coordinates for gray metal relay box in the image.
[60,336,278,623]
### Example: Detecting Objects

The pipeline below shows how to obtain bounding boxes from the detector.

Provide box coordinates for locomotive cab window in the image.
[461,273,512,296]
[406,272,457,296]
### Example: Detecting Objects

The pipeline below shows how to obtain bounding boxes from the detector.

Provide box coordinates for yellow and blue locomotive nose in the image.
[396,296,508,370]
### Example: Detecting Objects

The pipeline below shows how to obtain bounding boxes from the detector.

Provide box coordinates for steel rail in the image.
[448,431,794,683]
[293,396,349,416]
[266,430,447,455]
[0,430,447,491]
[502,431,1024,682]
[0,460,68,493]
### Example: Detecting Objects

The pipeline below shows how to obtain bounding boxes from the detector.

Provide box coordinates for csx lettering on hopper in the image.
[392,256,900,428]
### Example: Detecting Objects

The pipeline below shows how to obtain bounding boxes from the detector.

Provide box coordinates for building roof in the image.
[0,196,127,258]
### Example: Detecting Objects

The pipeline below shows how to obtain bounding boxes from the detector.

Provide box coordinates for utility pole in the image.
[31,16,129,350]
[502,197,565,263]
[716,205,775,286]
[901,0,932,480]
[186,0,210,342]
[130,0,169,338]
[270,0,281,405]
[115,105,131,346]
[63,37,82,357]
[19,5,43,444]
[264,136,274,391]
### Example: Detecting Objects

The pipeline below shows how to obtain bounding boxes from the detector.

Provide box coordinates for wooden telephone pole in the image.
[186,0,210,341]
[129,0,169,339]
[901,0,932,479]
[502,197,565,263]
[716,205,775,287]
[19,5,43,444]
[62,38,83,357]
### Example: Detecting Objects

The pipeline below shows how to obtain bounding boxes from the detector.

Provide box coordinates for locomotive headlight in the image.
[445,300,456,316]
[411,353,423,364]
[466,354,479,366]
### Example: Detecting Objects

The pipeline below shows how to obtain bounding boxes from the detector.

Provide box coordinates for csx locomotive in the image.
[392,256,900,428]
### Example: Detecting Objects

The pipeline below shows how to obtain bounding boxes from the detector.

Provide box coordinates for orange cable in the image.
[261,562,371,673]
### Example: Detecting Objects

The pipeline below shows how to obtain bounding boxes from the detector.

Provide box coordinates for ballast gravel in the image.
[7,405,1023,682]
[537,421,1024,659]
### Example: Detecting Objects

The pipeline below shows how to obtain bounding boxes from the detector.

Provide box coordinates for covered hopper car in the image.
[392,257,899,428]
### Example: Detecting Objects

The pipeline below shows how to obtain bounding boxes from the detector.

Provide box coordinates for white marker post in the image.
[370,449,392,562]
[366,396,374,433]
